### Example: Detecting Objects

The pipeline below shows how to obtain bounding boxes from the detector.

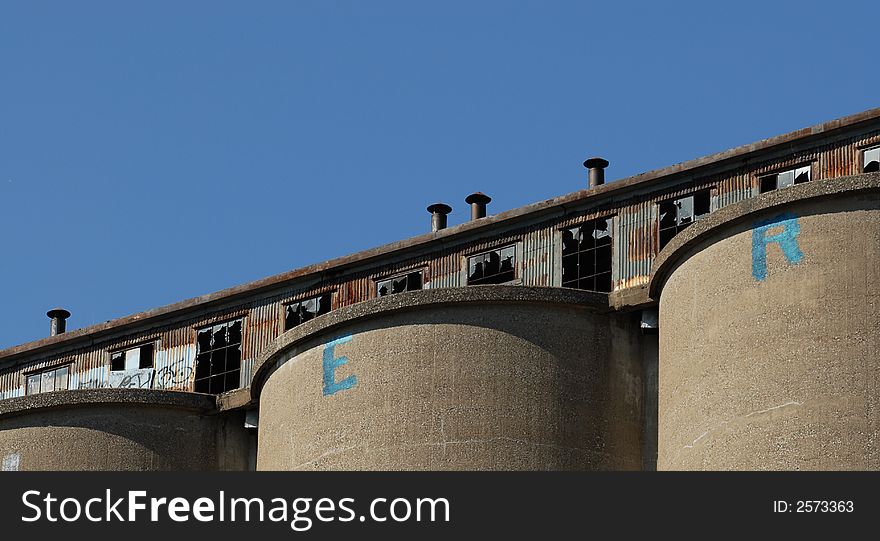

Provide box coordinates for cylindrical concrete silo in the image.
[0,389,250,471]
[251,287,645,470]
[651,173,880,470]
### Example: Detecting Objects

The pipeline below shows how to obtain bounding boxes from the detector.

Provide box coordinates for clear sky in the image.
[0,0,876,347]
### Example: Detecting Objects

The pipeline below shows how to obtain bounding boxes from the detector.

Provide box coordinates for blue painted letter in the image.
[322,334,356,396]
[751,212,804,281]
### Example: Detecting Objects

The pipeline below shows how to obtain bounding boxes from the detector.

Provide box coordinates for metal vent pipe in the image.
[584,157,609,188]
[427,203,452,232]
[47,308,71,336]
[465,192,491,220]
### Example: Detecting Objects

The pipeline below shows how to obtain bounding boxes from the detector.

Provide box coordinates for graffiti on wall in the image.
[752,212,804,281]
[153,366,195,389]
[322,334,357,396]
[108,368,154,389]
[76,366,194,391]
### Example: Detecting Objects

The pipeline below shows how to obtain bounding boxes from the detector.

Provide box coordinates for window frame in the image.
[657,190,711,251]
[559,215,616,292]
[375,269,425,297]
[464,243,520,286]
[861,145,880,173]
[24,364,71,396]
[756,163,813,194]
[282,292,333,331]
[193,317,245,395]
[109,341,156,372]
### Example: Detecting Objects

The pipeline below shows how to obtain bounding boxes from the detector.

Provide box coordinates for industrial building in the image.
[1,108,879,471]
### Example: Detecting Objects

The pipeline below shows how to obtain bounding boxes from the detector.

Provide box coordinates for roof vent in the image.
[584,157,609,188]
[427,203,452,232]
[465,192,491,220]
[47,308,71,336]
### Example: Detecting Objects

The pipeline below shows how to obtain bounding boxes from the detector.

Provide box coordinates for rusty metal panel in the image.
[817,141,857,179]
[426,252,461,289]
[816,131,880,179]
[556,208,614,229]
[752,150,818,177]
[714,169,752,209]
[68,349,108,390]
[646,180,713,204]
[240,298,282,363]
[615,201,656,291]
[332,276,367,309]
[0,367,24,400]
[151,326,196,391]
[521,226,556,286]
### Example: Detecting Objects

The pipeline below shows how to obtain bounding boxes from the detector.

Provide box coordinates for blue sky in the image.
[0,0,875,347]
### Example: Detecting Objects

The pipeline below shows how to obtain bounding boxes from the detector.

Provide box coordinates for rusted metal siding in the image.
[426,252,461,289]
[241,297,282,362]
[0,368,24,400]
[615,201,656,290]
[817,132,880,179]
[3,126,880,398]
[714,169,752,210]
[521,225,557,287]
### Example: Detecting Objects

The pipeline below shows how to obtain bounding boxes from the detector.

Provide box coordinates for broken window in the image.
[377,271,423,297]
[561,217,614,292]
[110,343,154,372]
[284,293,331,331]
[467,245,516,285]
[194,318,243,394]
[864,146,880,173]
[758,165,811,194]
[658,191,711,250]
[25,365,69,395]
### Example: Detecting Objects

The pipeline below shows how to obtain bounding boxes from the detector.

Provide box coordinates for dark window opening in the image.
[284,293,331,331]
[759,165,811,194]
[864,147,880,173]
[25,365,69,395]
[194,319,243,394]
[377,271,423,297]
[657,191,711,250]
[110,343,154,372]
[562,217,614,292]
[760,175,777,193]
[467,245,516,285]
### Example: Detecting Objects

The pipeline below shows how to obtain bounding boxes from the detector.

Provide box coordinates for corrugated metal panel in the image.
[426,252,461,289]
[615,201,656,291]
[556,208,614,229]
[818,142,857,179]
[0,367,24,400]
[152,326,197,391]
[241,298,282,363]
[752,150,818,177]
[817,131,880,179]
[240,357,257,388]
[714,169,752,209]
[521,226,556,286]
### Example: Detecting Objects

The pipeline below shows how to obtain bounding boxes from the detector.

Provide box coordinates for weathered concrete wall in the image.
[0,389,251,471]
[640,331,659,471]
[654,178,880,470]
[254,287,644,470]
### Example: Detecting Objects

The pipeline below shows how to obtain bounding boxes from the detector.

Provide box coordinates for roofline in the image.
[2,106,879,362]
